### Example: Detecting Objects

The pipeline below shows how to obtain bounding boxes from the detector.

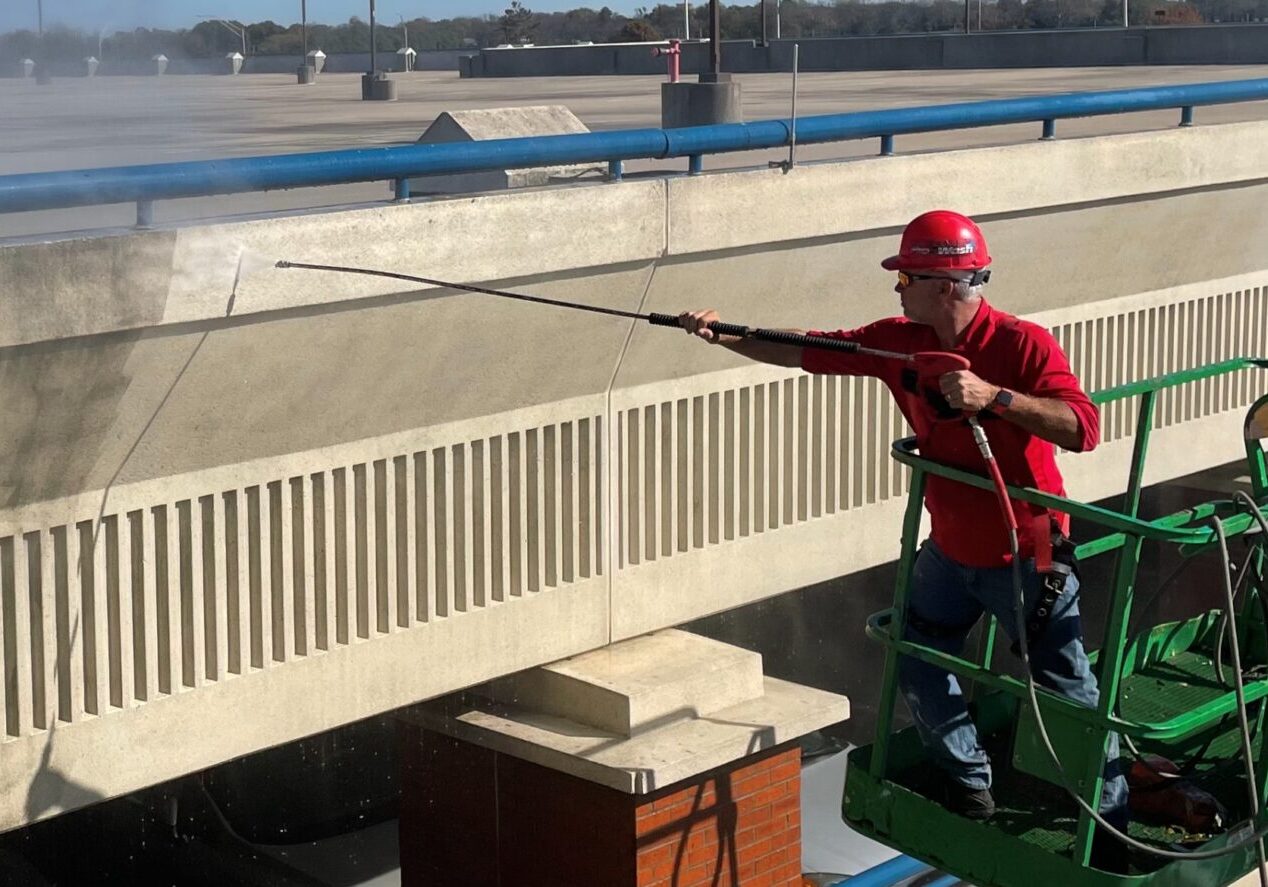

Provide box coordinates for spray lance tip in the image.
[275,260,293,269]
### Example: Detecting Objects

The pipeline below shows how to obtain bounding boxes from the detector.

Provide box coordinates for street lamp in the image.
[709,0,720,77]
[684,0,690,40]
[301,0,308,58]
[199,15,247,56]
[36,0,43,36]
[369,0,377,74]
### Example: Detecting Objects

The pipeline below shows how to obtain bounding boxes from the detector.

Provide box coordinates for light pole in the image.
[200,16,247,56]
[36,0,43,36]
[684,0,690,39]
[397,13,410,71]
[776,0,781,39]
[369,0,377,74]
[301,0,308,58]
[709,0,719,76]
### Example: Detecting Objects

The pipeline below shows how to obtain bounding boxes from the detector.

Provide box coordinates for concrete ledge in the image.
[484,630,765,736]
[0,179,668,349]
[408,674,847,793]
[665,120,1268,256]
[7,120,1268,351]
[9,120,1268,352]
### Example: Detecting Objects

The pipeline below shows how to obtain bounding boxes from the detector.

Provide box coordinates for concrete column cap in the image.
[401,630,848,793]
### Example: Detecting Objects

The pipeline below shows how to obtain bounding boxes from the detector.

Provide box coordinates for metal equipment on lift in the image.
[844,359,1268,886]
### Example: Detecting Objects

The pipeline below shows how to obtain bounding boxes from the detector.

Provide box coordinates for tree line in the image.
[2,0,1263,64]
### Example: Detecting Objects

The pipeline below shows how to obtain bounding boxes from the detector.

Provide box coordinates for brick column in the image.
[400,723,804,887]
[634,743,803,887]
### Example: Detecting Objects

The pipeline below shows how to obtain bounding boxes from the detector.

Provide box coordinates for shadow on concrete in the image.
[22,726,104,825]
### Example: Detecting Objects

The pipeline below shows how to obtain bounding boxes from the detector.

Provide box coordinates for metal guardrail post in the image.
[879,134,895,155]
[135,200,153,228]
[393,178,410,202]
[1041,118,1056,140]
[608,159,623,182]
[688,154,703,175]
[1180,105,1195,127]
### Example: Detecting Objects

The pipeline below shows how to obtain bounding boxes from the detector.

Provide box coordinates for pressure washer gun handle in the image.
[910,352,1018,529]
[647,313,864,353]
[910,351,970,382]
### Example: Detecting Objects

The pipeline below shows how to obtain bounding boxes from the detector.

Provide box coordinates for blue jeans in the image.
[898,539,1128,820]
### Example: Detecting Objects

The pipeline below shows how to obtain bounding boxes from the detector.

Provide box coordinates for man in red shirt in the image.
[679,210,1127,833]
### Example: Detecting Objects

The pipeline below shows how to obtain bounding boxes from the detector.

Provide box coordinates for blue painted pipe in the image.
[824,854,933,887]
[2,77,1267,215]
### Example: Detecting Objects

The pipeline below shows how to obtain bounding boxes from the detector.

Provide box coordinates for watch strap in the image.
[989,388,1014,415]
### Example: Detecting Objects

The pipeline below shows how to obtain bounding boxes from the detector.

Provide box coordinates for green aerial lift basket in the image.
[842,358,1268,887]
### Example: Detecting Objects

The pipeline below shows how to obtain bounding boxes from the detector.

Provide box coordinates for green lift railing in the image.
[844,358,1268,887]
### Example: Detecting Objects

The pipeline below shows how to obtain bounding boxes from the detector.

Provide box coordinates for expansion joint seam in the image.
[603,237,667,645]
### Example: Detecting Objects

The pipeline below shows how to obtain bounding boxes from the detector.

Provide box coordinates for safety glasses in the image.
[896,271,954,288]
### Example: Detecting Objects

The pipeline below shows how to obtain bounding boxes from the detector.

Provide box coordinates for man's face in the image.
[894,271,953,325]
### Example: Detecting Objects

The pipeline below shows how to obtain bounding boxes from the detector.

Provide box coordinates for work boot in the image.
[942,778,996,821]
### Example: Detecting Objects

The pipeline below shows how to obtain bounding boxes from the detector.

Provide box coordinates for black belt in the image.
[1011,531,1079,658]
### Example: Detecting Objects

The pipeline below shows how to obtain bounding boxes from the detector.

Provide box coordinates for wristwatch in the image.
[988,388,1014,416]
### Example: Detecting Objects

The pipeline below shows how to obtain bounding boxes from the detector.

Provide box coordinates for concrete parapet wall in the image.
[1,120,1267,832]
[462,25,1268,77]
[7,120,1268,352]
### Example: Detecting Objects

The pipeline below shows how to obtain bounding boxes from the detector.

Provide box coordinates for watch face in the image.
[994,389,1014,410]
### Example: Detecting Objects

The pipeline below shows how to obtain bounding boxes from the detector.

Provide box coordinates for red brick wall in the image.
[399,721,803,887]
[634,745,802,887]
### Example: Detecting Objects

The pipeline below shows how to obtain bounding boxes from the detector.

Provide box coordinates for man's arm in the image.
[939,371,1086,451]
[679,310,805,368]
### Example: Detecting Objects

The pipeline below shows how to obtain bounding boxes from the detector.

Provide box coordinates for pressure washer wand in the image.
[275,259,919,361]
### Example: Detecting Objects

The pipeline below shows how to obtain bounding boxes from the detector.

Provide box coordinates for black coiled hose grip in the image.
[647,313,751,338]
[798,333,861,353]
[647,313,684,327]
[646,315,860,354]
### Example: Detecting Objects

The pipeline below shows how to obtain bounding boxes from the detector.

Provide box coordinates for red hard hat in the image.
[881,210,991,273]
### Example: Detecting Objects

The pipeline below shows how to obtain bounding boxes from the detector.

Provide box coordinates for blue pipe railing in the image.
[824,854,963,886]
[825,853,934,886]
[2,77,1267,226]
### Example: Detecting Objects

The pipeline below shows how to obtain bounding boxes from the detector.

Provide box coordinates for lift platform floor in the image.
[844,653,1268,887]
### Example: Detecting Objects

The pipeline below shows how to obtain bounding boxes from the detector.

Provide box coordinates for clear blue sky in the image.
[2,1,654,33]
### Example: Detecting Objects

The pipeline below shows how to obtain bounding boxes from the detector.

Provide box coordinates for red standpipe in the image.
[653,39,682,83]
